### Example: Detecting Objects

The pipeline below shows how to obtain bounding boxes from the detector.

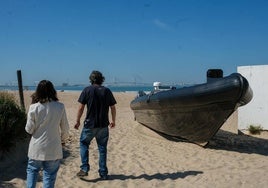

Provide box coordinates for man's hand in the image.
[74,122,80,130]
[109,122,115,128]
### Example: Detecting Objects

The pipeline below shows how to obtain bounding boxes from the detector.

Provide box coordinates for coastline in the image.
[0,85,155,93]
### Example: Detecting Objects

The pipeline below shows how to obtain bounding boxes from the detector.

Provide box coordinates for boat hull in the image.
[130,73,253,145]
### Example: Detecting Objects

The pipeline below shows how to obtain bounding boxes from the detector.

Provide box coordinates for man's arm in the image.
[109,105,116,128]
[74,103,85,130]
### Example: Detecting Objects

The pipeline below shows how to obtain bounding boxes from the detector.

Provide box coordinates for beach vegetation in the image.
[247,124,263,135]
[0,92,27,155]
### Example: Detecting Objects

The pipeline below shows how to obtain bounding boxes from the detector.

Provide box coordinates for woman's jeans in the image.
[79,126,109,177]
[26,159,60,188]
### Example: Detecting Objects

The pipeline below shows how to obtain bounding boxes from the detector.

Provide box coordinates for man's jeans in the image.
[79,126,109,177]
[26,159,60,188]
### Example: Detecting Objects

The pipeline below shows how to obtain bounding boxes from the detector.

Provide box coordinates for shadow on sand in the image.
[0,147,71,188]
[205,130,268,156]
[0,158,27,188]
[80,170,203,183]
[154,129,268,156]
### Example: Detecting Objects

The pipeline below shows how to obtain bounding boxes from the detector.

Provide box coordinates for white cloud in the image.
[153,19,172,31]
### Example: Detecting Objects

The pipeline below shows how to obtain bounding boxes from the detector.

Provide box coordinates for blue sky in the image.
[1,0,268,86]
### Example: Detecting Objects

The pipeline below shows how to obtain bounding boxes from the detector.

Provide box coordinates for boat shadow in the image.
[153,129,268,156]
[80,170,203,183]
[205,130,268,156]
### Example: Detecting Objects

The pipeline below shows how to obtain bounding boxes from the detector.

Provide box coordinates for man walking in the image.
[74,70,116,180]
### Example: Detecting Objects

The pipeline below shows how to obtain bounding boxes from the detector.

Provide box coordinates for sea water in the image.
[0,85,155,93]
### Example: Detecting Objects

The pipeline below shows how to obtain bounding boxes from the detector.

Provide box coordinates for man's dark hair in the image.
[89,70,105,85]
[31,80,58,103]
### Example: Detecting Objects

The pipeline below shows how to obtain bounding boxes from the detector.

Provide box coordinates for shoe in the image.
[100,175,108,180]
[76,170,88,177]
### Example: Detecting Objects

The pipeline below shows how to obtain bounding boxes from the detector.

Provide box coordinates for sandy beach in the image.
[1,91,268,188]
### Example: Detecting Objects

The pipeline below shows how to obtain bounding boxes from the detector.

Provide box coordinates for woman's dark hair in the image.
[89,70,105,85]
[31,80,58,104]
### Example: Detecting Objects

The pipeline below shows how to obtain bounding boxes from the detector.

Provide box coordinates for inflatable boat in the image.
[130,70,253,146]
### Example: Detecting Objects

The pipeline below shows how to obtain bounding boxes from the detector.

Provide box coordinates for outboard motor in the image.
[207,69,223,83]
[153,82,162,90]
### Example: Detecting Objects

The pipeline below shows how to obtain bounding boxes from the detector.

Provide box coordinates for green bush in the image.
[0,92,27,154]
[247,124,263,135]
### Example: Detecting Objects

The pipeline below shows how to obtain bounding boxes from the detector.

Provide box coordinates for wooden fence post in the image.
[17,70,25,111]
